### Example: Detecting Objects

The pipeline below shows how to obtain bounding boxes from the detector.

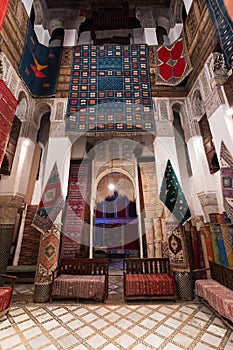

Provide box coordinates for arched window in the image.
[37,112,50,147]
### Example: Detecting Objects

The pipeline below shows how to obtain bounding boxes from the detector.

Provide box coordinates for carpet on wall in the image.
[18,22,62,96]
[191,226,207,279]
[220,141,233,222]
[206,0,233,69]
[66,43,155,133]
[149,37,192,86]
[167,225,190,272]
[0,0,9,30]
[32,162,65,234]
[0,80,18,167]
[60,161,89,258]
[159,159,191,225]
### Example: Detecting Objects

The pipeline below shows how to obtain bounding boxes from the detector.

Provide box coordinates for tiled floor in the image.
[1,262,233,350]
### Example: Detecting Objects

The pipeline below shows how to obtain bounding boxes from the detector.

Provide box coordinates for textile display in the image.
[195,279,233,323]
[209,224,221,264]
[149,38,192,86]
[159,160,191,225]
[0,287,12,313]
[0,80,18,167]
[220,224,233,268]
[200,230,211,278]
[60,161,89,258]
[203,225,215,262]
[191,227,206,279]
[167,225,190,272]
[215,224,229,267]
[18,22,62,96]
[220,141,233,222]
[0,0,9,31]
[206,0,233,69]
[51,274,106,300]
[35,225,60,283]
[0,116,21,176]
[66,44,155,133]
[125,273,176,297]
[32,162,65,233]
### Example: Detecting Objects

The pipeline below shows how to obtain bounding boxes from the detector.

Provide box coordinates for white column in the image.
[64,30,78,46]
[89,158,95,258]
[0,138,35,197]
[134,161,143,258]
[186,136,214,215]
[13,204,27,266]
[143,28,158,45]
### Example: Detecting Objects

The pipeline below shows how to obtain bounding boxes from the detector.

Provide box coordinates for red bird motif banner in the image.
[18,21,62,96]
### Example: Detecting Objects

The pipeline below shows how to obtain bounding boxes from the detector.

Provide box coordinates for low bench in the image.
[195,262,233,326]
[0,274,17,318]
[50,258,109,302]
[123,258,177,301]
[6,265,36,283]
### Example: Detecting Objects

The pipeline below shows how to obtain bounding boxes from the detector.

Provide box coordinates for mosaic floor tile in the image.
[1,275,233,350]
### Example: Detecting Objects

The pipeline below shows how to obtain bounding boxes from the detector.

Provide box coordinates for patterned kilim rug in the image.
[206,0,233,70]
[66,44,155,133]
[220,141,233,222]
[149,37,192,86]
[60,161,89,258]
[167,225,190,272]
[0,0,9,31]
[32,162,65,233]
[0,80,18,167]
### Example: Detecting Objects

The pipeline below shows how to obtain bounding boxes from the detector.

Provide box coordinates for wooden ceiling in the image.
[44,0,171,9]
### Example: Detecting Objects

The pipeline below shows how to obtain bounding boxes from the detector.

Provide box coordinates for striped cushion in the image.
[0,288,12,312]
[52,275,106,300]
[195,279,233,323]
[125,273,176,297]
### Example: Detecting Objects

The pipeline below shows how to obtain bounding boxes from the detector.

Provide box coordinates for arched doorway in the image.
[94,172,140,261]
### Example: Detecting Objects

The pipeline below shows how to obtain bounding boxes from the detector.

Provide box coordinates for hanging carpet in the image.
[220,141,233,222]
[60,161,89,258]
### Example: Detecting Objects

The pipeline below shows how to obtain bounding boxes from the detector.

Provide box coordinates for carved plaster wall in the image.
[197,191,219,222]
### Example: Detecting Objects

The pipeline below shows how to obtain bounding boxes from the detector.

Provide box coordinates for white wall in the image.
[187,136,215,215]
[209,104,233,160]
